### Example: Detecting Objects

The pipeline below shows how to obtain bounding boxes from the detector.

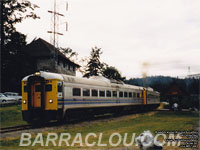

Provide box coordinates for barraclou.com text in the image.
[19,132,182,147]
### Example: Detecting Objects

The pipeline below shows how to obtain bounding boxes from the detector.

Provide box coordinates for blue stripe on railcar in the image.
[57,98,142,105]
[58,99,141,101]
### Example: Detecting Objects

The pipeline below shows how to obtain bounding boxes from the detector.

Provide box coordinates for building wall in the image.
[36,58,76,76]
[36,58,55,72]
[57,60,76,76]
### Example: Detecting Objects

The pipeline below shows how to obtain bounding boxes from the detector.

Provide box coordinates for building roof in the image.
[23,38,80,67]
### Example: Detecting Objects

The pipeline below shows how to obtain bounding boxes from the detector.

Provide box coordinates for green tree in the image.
[1,0,39,92]
[58,47,78,61]
[102,65,126,81]
[83,46,104,78]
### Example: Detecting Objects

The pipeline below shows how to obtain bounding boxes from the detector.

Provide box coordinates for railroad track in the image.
[0,125,32,134]
[0,110,167,134]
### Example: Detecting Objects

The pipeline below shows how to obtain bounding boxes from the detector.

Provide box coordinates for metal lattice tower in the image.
[47,0,68,66]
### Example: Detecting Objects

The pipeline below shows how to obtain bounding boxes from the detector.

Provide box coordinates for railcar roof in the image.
[22,71,154,91]
[22,71,64,81]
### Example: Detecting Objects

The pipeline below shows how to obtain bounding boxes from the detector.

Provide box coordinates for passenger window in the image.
[113,91,117,97]
[124,92,128,98]
[83,89,90,96]
[133,92,136,98]
[45,84,52,91]
[129,92,132,98]
[73,88,81,96]
[106,90,111,97]
[92,89,98,97]
[119,91,123,98]
[99,90,105,97]
[137,93,140,98]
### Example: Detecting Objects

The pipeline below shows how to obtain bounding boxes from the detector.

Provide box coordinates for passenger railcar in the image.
[21,71,160,123]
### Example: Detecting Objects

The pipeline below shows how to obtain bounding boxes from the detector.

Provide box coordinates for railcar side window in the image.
[129,92,132,98]
[133,92,136,98]
[124,92,128,98]
[106,90,111,97]
[83,89,90,96]
[113,91,117,97]
[119,91,123,98]
[73,88,81,96]
[92,89,98,97]
[99,90,105,97]
[45,84,52,91]
[24,86,27,92]
[137,93,140,98]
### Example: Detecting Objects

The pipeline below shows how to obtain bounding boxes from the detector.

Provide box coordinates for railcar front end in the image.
[21,72,63,123]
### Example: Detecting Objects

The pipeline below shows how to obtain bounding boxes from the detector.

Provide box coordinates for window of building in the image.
[119,91,123,98]
[124,92,128,98]
[99,90,105,97]
[129,92,132,98]
[73,88,81,96]
[70,65,73,71]
[106,90,111,97]
[66,64,69,69]
[113,91,117,97]
[45,84,52,91]
[92,89,98,97]
[83,89,90,96]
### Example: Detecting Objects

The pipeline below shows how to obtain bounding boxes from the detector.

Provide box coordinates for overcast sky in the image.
[16,0,200,78]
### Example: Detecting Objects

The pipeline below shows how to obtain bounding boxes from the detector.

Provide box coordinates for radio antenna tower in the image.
[187,66,191,76]
[47,0,68,66]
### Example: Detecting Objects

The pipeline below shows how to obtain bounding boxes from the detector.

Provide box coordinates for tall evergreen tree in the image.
[102,65,126,81]
[83,47,104,78]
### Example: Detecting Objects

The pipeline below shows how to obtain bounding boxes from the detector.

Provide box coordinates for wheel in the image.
[2,100,6,103]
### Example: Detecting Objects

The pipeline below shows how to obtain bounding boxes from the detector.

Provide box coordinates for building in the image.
[165,82,187,109]
[22,38,80,76]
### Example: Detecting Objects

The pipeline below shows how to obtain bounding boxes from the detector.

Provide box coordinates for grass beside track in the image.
[0,104,27,128]
[0,107,199,150]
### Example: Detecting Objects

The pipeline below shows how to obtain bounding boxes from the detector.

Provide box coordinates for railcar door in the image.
[143,89,147,104]
[27,76,45,110]
[31,83,42,108]
[57,81,64,108]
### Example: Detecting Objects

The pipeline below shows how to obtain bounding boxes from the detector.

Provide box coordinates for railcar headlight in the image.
[23,100,26,104]
[49,99,53,103]
[35,72,40,76]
